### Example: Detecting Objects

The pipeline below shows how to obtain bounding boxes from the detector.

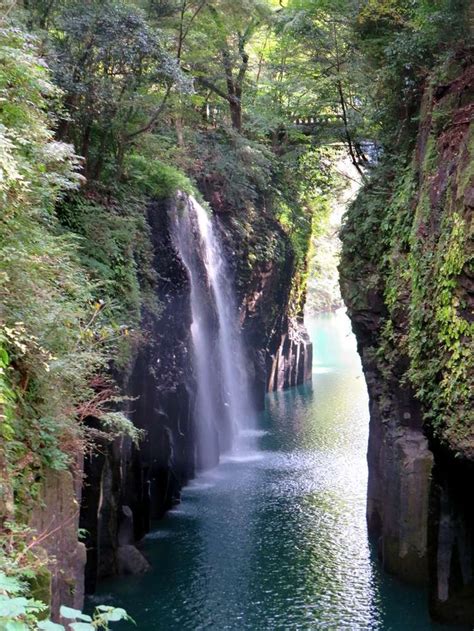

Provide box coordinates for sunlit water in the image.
[95,311,456,630]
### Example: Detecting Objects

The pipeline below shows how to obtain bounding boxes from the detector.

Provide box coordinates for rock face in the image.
[79,194,312,594]
[349,301,434,584]
[266,321,312,393]
[80,198,195,592]
[29,469,86,619]
[216,207,312,408]
[117,544,151,575]
[340,51,474,623]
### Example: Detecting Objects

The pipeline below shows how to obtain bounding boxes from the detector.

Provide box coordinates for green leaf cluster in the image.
[0,571,131,631]
[0,22,148,596]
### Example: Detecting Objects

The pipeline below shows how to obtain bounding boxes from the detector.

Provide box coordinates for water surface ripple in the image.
[96,311,456,631]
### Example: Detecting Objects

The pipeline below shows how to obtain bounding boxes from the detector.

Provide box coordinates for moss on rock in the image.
[341,52,474,457]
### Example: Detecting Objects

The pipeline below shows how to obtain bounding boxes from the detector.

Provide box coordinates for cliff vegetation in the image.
[340,0,472,455]
[1,0,473,627]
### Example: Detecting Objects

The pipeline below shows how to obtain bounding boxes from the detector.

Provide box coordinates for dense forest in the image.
[1,0,473,628]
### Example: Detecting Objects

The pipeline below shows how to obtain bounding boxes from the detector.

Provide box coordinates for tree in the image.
[51,0,191,177]
[162,0,271,131]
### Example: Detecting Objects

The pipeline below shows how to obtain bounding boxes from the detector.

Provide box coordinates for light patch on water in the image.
[220,452,264,464]
[183,481,215,492]
[168,508,187,516]
[144,529,173,540]
[197,468,226,483]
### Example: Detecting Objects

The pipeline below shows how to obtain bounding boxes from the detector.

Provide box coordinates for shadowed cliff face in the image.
[80,198,196,592]
[340,51,474,624]
[79,194,312,594]
[216,208,312,409]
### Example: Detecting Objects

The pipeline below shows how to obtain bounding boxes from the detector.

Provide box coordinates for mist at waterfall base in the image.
[171,194,256,468]
[93,311,457,631]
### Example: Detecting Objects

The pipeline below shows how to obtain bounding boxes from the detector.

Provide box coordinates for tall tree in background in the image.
[166,0,271,131]
[51,0,191,177]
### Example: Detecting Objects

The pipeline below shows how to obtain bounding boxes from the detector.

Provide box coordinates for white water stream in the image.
[171,193,256,469]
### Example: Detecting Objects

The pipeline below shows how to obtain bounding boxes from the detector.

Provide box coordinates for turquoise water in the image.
[95,311,456,630]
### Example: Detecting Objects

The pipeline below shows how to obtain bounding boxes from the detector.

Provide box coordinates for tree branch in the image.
[177,0,207,61]
[196,75,232,103]
[125,85,172,140]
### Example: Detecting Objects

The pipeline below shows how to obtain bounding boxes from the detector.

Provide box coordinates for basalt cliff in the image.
[340,50,474,624]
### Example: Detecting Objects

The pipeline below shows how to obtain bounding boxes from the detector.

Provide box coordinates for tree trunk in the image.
[229,98,242,132]
[0,446,14,529]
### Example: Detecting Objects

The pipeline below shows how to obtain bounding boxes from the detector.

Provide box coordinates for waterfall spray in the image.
[171,193,256,469]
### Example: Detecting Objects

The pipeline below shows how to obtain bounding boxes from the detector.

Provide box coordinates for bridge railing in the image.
[290,114,343,127]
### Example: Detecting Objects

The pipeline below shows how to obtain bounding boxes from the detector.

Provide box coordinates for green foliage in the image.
[99,412,144,447]
[125,154,194,199]
[0,571,46,630]
[57,192,158,328]
[0,22,146,611]
[354,0,470,146]
[0,571,132,630]
[194,130,274,207]
[51,0,191,177]
[407,195,474,443]
[59,604,133,630]
[341,51,474,451]
[273,146,341,316]
[1,25,95,493]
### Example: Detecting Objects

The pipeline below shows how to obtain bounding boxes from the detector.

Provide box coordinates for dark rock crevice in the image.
[428,448,474,623]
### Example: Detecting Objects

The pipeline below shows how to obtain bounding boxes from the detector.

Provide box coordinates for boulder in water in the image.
[117,545,150,575]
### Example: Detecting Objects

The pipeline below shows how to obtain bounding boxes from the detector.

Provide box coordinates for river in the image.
[95,310,455,630]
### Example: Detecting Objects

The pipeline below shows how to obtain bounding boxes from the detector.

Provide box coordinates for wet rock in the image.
[370,424,433,583]
[118,505,135,546]
[267,322,312,392]
[117,545,151,575]
[30,469,86,619]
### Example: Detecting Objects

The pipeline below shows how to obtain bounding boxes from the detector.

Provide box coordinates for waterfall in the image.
[171,193,256,469]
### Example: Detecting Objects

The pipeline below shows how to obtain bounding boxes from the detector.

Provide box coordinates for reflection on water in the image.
[95,310,456,630]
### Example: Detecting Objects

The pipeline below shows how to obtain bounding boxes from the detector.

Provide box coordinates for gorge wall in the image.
[340,50,474,624]
[216,206,312,407]
[77,193,312,598]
